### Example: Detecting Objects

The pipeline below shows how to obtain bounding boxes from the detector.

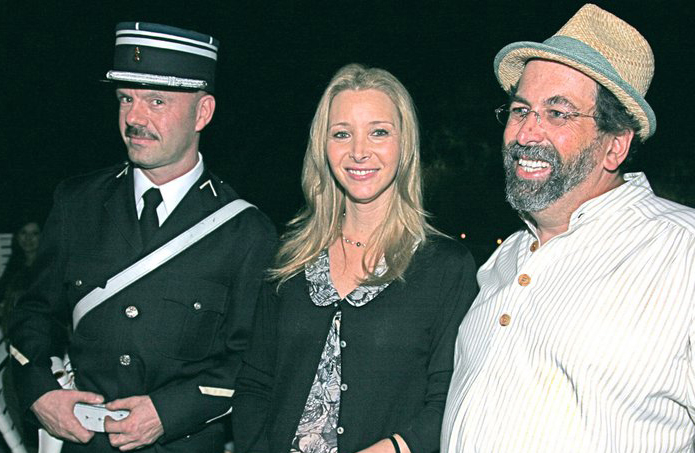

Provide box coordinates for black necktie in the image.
[140,188,162,246]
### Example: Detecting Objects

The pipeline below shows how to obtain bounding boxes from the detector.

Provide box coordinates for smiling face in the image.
[116,88,215,184]
[502,60,605,213]
[326,89,401,210]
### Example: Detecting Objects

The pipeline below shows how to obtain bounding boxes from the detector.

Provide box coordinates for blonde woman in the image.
[233,64,477,453]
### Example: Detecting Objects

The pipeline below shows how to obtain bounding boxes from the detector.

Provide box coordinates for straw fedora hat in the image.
[494,4,656,140]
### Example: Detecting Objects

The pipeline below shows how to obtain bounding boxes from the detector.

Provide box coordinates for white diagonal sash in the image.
[72,199,253,330]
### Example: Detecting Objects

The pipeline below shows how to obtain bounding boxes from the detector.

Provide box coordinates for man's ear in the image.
[602,129,634,172]
[195,94,216,132]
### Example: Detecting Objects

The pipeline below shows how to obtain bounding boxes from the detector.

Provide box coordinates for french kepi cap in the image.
[105,22,219,93]
[494,4,656,140]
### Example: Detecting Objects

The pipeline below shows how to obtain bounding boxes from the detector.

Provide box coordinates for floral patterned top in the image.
[290,250,390,453]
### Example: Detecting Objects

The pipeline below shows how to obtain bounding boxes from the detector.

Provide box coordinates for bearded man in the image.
[441,4,695,452]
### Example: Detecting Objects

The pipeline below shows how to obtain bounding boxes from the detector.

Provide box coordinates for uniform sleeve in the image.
[398,245,478,453]
[9,183,71,417]
[229,281,280,453]
[149,211,277,443]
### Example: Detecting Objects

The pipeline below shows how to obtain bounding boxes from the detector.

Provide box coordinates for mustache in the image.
[125,125,158,140]
[503,142,559,162]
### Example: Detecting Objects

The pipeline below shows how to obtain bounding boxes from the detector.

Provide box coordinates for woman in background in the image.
[0,221,40,333]
[0,220,41,453]
[233,64,477,453]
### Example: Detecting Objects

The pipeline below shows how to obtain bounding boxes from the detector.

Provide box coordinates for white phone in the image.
[73,403,130,432]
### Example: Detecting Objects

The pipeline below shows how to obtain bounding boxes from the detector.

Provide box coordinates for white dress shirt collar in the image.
[133,152,205,223]
[520,172,652,239]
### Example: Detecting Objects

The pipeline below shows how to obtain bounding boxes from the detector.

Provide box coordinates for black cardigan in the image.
[233,237,477,453]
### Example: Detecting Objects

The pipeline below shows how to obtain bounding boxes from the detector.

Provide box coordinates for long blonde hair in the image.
[270,63,438,286]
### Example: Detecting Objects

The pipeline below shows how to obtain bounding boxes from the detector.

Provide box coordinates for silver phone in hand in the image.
[73,403,130,432]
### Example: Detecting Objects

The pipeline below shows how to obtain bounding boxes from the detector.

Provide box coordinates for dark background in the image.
[2,0,693,263]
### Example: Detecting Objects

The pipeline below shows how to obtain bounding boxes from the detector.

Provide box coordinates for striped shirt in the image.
[441,172,695,452]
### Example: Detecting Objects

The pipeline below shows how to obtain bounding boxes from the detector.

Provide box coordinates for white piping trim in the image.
[9,345,29,366]
[116,36,217,60]
[106,71,207,90]
[71,200,254,329]
[198,386,234,397]
[199,180,217,197]
[116,164,129,178]
[117,28,219,52]
[206,405,233,424]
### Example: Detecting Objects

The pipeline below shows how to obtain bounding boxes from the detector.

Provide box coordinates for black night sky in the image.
[2,0,694,263]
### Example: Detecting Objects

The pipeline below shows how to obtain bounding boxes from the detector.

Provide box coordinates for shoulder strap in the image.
[72,199,254,330]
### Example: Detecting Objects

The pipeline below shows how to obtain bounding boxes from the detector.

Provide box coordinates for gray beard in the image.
[502,141,598,213]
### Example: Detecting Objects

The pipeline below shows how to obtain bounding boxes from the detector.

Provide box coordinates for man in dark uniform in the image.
[8,22,276,452]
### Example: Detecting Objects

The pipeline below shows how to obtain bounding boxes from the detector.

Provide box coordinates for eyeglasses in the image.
[495,104,598,128]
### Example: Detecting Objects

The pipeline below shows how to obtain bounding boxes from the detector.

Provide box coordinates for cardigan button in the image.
[336,427,344,435]
[119,354,131,366]
[340,340,347,348]
[340,383,348,391]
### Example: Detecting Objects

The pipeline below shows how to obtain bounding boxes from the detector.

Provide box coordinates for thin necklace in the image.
[340,212,367,247]
[342,235,367,248]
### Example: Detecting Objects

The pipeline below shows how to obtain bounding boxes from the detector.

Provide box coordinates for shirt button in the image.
[530,241,539,252]
[336,427,344,435]
[499,314,511,326]
[340,340,347,348]
[75,280,83,287]
[193,302,202,310]
[125,306,139,318]
[119,355,131,366]
[518,274,531,286]
[340,383,348,391]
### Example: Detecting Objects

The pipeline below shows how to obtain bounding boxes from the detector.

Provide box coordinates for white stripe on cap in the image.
[115,36,217,61]
[118,27,218,51]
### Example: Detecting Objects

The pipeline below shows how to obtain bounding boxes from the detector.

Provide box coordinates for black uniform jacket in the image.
[9,162,277,452]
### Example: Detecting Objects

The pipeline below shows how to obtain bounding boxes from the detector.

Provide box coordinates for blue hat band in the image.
[542,36,622,83]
